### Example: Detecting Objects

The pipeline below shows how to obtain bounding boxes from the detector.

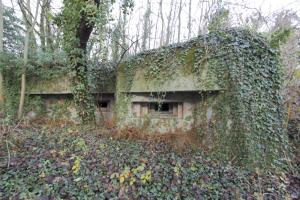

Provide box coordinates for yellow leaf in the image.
[39,172,45,178]
[254,192,263,200]
[190,166,197,171]
[130,177,136,185]
[132,168,138,174]
[140,170,152,184]
[72,156,81,175]
[137,164,145,172]
[174,166,180,176]
[120,176,125,184]
[100,143,107,150]
[110,172,119,179]
[59,150,66,157]
[74,177,82,182]
[146,170,151,176]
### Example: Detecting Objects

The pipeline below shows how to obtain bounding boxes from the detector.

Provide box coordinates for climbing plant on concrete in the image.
[205,29,288,169]
[59,0,133,123]
[116,28,288,169]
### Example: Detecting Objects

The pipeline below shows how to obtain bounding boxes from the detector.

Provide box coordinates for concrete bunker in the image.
[27,29,287,167]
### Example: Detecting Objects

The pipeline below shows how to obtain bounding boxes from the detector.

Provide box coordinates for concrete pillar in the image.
[178,103,183,118]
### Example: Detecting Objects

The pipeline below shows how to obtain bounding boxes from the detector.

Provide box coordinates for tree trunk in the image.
[17,0,40,119]
[0,0,4,105]
[134,21,140,54]
[121,7,128,54]
[198,0,205,35]
[153,1,160,48]
[177,0,182,43]
[45,0,53,50]
[111,23,120,62]
[66,0,101,123]
[17,27,30,119]
[159,0,164,46]
[165,0,174,45]
[171,0,177,43]
[187,0,192,39]
[40,0,46,51]
[141,0,151,51]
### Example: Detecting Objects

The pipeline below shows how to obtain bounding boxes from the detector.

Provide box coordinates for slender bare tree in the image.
[187,0,192,39]
[45,0,53,49]
[0,0,3,105]
[177,0,183,42]
[17,0,40,119]
[141,0,151,51]
[165,0,174,45]
[133,21,140,54]
[171,0,178,43]
[40,0,46,50]
[152,1,160,48]
[159,0,164,46]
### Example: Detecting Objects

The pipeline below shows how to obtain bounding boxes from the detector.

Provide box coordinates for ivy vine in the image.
[117,28,288,169]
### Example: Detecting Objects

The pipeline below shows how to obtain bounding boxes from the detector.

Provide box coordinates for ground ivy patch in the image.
[0,125,296,199]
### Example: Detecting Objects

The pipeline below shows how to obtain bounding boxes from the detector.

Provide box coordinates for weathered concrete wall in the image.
[27,74,116,123]
[115,90,234,137]
[28,76,116,94]
[117,92,202,133]
[28,93,115,123]
[115,36,225,134]
[94,93,115,122]
[28,78,72,94]
[192,91,237,151]
[26,94,79,122]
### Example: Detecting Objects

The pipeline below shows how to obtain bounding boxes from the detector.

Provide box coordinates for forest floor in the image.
[0,122,299,199]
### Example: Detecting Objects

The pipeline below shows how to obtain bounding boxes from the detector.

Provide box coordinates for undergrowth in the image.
[0,123,299,199]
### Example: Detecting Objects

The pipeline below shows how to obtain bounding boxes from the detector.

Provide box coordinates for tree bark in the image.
[153,1,160,48]
[17,29,29,119]
[17,0,40,119]
[177,0,182,43]
[0,0,4,105]
[121,5,128,54]
[171,0,177,43]
[40,0,46,51]
[141,0,151,51]
[44,0,53,50]
[198,0,205,35]
[187,0,192,39]
[134,20,140,54]
[165,0,174,45]
[159,0,164,46]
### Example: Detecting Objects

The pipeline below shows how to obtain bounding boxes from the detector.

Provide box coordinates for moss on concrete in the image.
[115,28,288,169]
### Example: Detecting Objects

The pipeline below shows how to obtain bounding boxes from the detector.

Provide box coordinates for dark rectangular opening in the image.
[150,102,171,113]
[100,102,108,108]
[96,101,109,109]
[132,101,183,118]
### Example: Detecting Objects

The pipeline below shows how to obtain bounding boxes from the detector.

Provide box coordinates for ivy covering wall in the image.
[116,28,288,169]
[25,28,288,169]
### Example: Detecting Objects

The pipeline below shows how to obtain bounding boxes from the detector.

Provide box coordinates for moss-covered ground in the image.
[0,123,299,199]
